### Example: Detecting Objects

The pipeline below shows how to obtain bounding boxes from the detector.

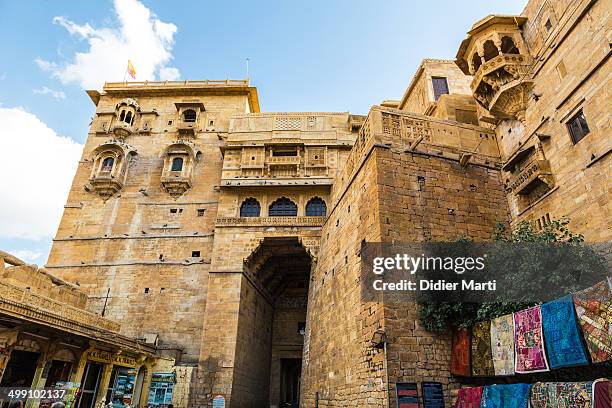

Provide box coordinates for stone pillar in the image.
[189,272,243,407]
[26,341,53,408]
[94,364,114,407]
[137,362,154,408]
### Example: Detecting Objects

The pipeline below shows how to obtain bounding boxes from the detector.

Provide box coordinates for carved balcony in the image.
[90,171,125,199]
[471,53,533,120]
[177,121,197,137]
[216,216,326,227]
[111,122,134,139]
[267,156,301,166]
[161,171,193,198]
[505,156,553,195]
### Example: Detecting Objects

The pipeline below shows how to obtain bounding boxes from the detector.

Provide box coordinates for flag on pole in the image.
[127,60,136,79]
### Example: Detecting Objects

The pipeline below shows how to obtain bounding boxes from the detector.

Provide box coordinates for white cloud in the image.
[0,107,83,240]
[36,0,180,90]
[8,249,44,264]
[159,67,180,81]
[33,86,66,100]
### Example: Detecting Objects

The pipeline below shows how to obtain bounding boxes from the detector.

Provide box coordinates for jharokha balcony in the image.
[456,15,533,121]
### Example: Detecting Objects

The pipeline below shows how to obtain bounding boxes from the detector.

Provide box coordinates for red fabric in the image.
[594,379,611,408]
[451,327,471,376]
[454,387,483,408]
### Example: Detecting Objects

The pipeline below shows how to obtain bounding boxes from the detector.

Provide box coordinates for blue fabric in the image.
[541,295,589,368]
[480,384,530,408]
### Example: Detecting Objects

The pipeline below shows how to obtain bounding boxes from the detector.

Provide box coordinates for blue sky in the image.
[0,0,527,264]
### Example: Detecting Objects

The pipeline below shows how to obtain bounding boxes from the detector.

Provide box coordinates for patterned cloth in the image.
[451,327,471,376]
[480,383,530,408]
[530,382,593,408]
[490,314,515,376]
[513,306,549,373]
[454,386,483,408]
[541,295,589,368]
[573,280,612,363]
[593,379,611,408]
[471,320,495,376]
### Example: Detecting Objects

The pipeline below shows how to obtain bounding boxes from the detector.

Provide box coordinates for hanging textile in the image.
[573,280,612,363]
[453,386,483,408]
[593,379,611,408]
[490,314,515,376]
[451,327,471,376]
[530,382,593,408]
[480,383,530,408]
[471,320,495,376]
[541,295,589,368]
[513,306,549,373]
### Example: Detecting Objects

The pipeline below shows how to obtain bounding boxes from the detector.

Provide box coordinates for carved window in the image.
[305,197,327,217]
[269,197,297,217]
[501,36,519,54]
[483,40,499,61]
[101,157,114,172]
[432,77,449,101]
[183,109,197,123]
[272,148,298,157]
[544,19,552,32]
[472,53,482,73]
[171,157,184,172]
[567,110,590,144]
[240,198,261,217]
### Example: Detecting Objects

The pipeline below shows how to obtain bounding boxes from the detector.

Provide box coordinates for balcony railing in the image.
[216,216,325,227]
[506,156,553,195]
[177,121,197,137]
[267,156,301,165]
[111,122,134,139]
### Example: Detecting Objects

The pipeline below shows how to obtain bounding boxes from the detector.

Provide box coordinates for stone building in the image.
[7,0,604,407]
[0,250,169,408]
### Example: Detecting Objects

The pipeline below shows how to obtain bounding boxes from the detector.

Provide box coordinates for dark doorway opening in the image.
[0,350,40,387]
[235,237,312,407]
[46,360,73,387]
[280,358,301,408]
[76,362,102,408]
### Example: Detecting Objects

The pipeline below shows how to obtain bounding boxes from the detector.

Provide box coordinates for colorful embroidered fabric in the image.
[593,379,611,408]
[513,306,549,373]
[530,382,593,408]
[480,383,530,408]
[541,295,589,368]
[471,320,495,376]
[490,314,515,376]
[573,280,612,363]
[451,327,471,376]
[454,386,483,408]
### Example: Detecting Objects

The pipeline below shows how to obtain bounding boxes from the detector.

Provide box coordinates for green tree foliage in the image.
[417,218,602,333]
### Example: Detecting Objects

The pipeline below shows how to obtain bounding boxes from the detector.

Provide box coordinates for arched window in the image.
[125,111,133,124]
[501,36,519,54]
[101,157,114,172]
[472,53,482,73]
[483,40,499,61]
[119,110,126,122]
[305,197,327,216]
[269,197,297,217]
[240,198,261,217]
[183,109,197,123]
[171,157,184,172]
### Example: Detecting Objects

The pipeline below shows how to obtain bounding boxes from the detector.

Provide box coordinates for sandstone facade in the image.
[22,0,610,406]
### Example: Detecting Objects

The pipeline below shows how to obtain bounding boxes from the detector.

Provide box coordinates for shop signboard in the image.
[147,373,175,407]
[87,349,138,368]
